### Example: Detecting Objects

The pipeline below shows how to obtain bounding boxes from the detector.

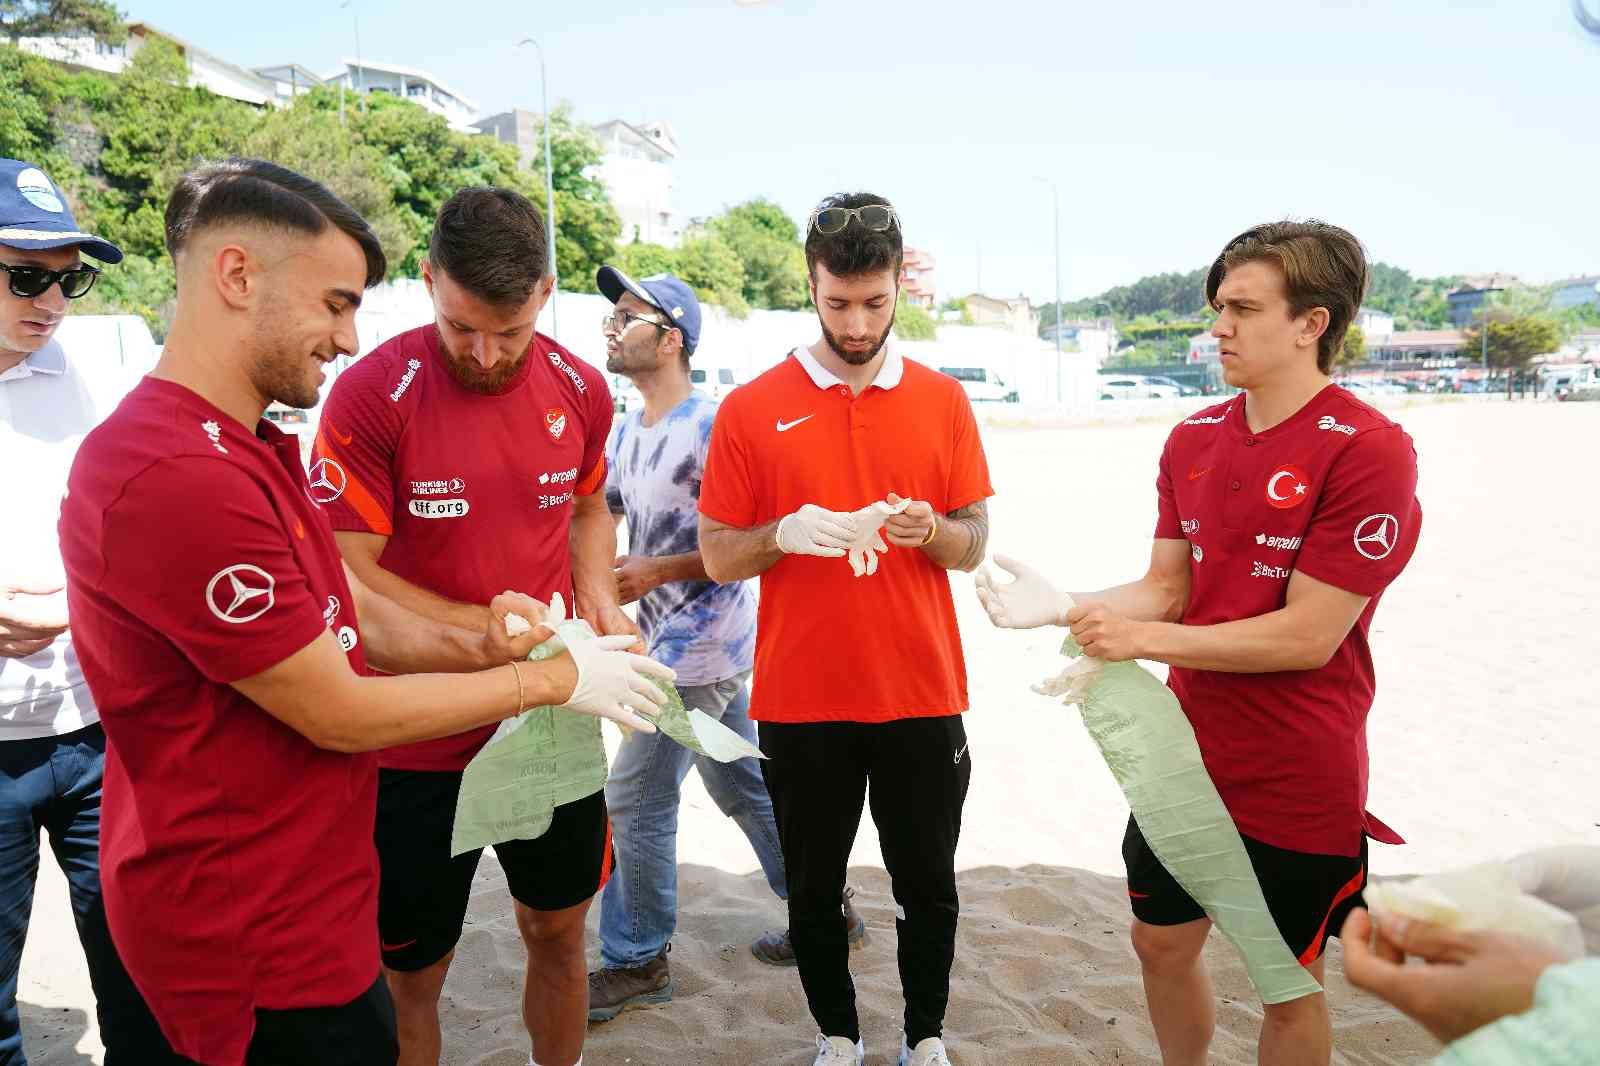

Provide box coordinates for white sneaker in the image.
[898,1035,952,1066]
[812,1033,865,1065]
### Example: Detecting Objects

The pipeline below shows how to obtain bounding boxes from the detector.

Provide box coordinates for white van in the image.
[689,366,741,400]
[938,365,1018,403]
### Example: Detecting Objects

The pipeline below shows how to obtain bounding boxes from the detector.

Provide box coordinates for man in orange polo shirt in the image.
[699,193,993,1066]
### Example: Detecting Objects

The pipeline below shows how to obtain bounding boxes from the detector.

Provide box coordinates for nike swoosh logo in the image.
[1188,467,1212,481]
[329,421,353,447]
[381,938,417,953]
[953,743,968,764]
[776,415,815,433]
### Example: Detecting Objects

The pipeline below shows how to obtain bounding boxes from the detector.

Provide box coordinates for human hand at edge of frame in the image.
[0,579,69,659]
[1339,907,1566,1046]
[974,554,1072,630]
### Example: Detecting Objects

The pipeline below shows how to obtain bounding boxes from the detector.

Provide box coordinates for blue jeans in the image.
[0,724,155,1066]
[598,673,787,969]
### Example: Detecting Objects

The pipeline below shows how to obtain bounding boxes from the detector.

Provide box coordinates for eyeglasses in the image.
[806,204,900,236]
[602,309,670,335]
[0,261,101,300]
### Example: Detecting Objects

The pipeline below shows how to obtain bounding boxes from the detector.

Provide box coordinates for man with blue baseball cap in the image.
[0,158,150,1063]
[587,267,867,1022]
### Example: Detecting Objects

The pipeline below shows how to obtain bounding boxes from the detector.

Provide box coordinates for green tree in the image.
[892,293,936,341]
[705,198,808,310]
[526,105,621,291]
[612,241,676,280]
[1332,323,1366,372]
[0,44,66,160]
[675,234,747,317]
[241,98,411,275]
[1461,315,1561,372]
[1,0,126,42]
[94,38,256,259]
[77,251,173,338]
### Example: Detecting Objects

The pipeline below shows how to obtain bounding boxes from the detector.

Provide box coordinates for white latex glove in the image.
[561,634,676,734]
[843,498,911,577]
[974,553,1073,629]
[776,503,858,559]
[1510,846,1600,954]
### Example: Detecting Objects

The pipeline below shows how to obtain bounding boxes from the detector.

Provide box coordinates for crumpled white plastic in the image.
[1365,860,1588,960]
[844,498,911,577]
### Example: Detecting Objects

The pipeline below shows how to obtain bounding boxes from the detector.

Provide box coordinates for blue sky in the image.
[126,0,1599,303]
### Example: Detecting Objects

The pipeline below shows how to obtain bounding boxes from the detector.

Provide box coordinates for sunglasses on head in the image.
[0,260,101,300]
[807,204,899,236]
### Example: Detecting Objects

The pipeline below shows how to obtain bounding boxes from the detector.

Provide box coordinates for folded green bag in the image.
[451,615,765,857]
[1041,635,1322,1004]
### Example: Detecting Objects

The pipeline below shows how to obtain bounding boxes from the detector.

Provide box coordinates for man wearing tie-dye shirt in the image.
[587,267,864,1022]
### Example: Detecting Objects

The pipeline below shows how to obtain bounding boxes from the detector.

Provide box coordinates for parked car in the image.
[1099,375,1180,401]
[938,365,1018,403]
[1145,375,1201,397]
[1340,378,1405,396]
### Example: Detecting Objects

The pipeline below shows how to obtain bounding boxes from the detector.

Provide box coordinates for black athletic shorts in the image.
[1122,814,1367,964]
[374,769,613,972]
[110,975,397,1066]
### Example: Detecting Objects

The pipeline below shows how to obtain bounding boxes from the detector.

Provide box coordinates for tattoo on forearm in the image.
[947,499,989,571]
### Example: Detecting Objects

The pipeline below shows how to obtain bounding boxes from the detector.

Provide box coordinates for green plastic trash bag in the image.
[452,608,765,857]
[1039,634,1322,1004]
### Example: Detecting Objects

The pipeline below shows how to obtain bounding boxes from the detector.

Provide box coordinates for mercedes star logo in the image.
[1353,513,1400,561]
[205,564,276,624]
[307,457,348,505]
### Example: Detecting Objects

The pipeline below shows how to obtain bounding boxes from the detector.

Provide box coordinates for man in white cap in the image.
[0,157,150,1064]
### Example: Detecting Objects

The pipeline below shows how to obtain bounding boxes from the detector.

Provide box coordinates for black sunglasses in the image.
[0,260,101,300]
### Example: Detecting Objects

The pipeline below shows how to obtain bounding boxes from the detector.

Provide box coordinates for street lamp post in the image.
[1035,176,1063,404]
[340,1,363,107]
[517,37,559,339]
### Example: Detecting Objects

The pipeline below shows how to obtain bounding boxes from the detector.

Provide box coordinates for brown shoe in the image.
[751,887,868,966]
[587,947,671,1023]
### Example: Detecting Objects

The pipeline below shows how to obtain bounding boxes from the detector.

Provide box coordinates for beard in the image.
[819,313,896,367]
[436,329,531,394]
[246,297,323,410]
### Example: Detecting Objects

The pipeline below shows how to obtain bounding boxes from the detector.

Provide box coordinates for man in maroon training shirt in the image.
[978,221,1420,1066]
[312,187,631,1066]
[57,159,670,1066]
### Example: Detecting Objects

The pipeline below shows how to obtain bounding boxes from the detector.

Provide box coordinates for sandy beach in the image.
[18,397,1599,1065]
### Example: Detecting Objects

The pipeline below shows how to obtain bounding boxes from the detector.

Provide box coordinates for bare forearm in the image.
[922,500,989,572]
[234,634,579,753]
[1073,576,1187,625]
[349,557,488,633]
[700,519,783,583]
[571,506,620,622]
[356,590,489,674]
[1131,609,1332,673]
[654,551,710,585]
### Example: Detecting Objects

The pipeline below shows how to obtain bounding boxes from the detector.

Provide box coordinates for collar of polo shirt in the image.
[794,339,905,392]
[0,337,66,383]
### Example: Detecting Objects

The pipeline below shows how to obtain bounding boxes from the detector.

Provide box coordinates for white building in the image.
[1188,331,1220,363]
[252,64,325,107]
[1356,306,1395,340]
[19,22,287,108]
[323,59,480,132]
[591,119,682,247]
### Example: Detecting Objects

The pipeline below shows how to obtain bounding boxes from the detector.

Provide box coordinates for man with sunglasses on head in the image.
[0,157,153,1064]
[698,193,994,1066]
[312,186,630,1066]
[585,267,866,1023]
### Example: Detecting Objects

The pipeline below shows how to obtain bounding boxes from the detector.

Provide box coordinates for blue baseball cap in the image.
[596,265,701,355]
[0,159,123,264]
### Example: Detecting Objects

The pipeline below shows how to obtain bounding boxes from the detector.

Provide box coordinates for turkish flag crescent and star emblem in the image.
[1264,464,1311,510]
[545,408,567,441]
